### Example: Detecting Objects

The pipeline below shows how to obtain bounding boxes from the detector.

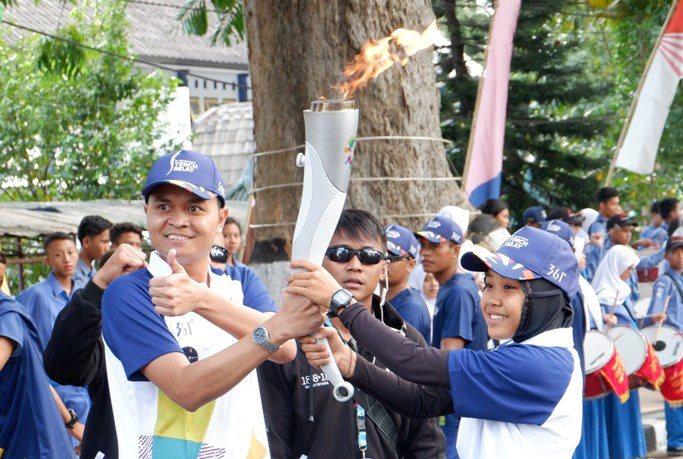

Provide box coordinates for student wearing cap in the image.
[385,224,432,343]
[523,206,547,229]
[99,149,323,458]
[541,220,608,459]
[591,245,647,459]
[290,226,583,458]
[585,214,640,299]
[646,228,683,454]
[414,214,488,458]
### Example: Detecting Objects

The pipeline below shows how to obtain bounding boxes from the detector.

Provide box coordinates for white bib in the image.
[104,252,270,458]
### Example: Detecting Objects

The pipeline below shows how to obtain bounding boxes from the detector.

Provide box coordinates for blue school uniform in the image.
[390,287,432,343]
[15,274,91,435]
[0,293,74,458]
[641,225,669,249]
[72,258,94,287]
[648,268,683,449]
[432,273,488,459]
[599,300,647,459]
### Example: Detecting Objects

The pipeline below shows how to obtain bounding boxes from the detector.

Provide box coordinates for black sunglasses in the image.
[325,246,386,265]
[387,253,411,263]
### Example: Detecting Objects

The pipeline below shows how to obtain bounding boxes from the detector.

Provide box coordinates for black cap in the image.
[606,214,638,231]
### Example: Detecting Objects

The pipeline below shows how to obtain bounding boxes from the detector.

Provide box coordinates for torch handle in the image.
[317,335,354,402]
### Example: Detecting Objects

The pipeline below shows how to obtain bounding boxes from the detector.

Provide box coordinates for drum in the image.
[641,325,683,367]
[607,325,664,390]
[642,325,683,404]
[583,330,629,400]
[637,267,659,283]
[661,360,683,405]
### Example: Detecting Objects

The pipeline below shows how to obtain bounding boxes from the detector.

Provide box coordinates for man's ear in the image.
[406,257,416,273]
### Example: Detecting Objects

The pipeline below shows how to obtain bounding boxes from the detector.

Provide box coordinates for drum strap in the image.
[665,273,683,301]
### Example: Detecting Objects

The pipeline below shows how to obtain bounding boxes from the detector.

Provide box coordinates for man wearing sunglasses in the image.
[385,224,432,343]
[415,214,489,459]
[259,209,444,459]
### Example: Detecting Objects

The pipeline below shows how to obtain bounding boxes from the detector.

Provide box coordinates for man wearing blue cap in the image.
[385,224,432,343]
[291,226,583,458]
[99,149,323,458]
[523,206,547,229]
[413,214,488,458]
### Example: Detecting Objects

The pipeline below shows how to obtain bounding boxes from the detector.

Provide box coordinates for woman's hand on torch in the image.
[300,327,357,378]
[286,260,343,310]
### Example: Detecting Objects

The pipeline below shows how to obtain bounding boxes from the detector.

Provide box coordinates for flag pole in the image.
[605,0,680,186]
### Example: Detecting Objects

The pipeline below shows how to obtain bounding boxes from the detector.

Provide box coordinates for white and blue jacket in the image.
[449,327,582,458]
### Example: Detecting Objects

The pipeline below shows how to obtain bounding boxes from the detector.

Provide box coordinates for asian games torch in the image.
[291,99,358,402]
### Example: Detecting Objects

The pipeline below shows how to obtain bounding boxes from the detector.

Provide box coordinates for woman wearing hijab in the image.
[591,245,645,459]
[289,226,582,458]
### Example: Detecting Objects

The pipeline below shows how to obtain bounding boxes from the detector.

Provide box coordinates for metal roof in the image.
[1,199,248,239]
[193,102,255,191]
[3,0,248,69]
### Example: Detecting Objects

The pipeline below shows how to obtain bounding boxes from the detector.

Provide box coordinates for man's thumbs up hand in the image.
[149,249,209,317]
[167,249,187,275]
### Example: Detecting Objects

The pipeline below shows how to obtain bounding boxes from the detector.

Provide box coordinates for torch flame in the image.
[335,20,446,99]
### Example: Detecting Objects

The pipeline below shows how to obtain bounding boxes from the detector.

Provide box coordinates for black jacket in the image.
[258,296,445,459]
[43,280,116,459]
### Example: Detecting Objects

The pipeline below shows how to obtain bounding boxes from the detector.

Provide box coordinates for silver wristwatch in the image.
[252,324,280,353]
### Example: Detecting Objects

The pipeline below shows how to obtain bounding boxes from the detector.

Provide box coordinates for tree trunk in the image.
[245,0,468,263]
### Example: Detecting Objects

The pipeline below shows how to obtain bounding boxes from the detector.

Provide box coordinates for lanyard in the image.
[355,401,368,458]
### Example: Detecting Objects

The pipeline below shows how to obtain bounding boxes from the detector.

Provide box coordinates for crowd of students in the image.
[0,148,681,459]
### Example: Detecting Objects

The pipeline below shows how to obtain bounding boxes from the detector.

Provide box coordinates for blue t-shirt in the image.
[432,273,488,351]
[223,262,277,313]
[0,294,73,458]
[102,269,183,381]
[390,288,431,343]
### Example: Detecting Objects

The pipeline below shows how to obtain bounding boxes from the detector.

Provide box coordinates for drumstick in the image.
[653,295,672,344]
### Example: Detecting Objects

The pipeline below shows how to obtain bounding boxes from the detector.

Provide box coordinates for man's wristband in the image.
[65,408,78,429]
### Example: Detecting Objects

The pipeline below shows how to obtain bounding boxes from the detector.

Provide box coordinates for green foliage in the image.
[436,1,611,220]
[0,0,181,202]
[581,0,683,212]
[177,0,244,47]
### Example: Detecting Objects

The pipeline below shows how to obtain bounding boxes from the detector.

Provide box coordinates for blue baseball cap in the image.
[523,206,547,224]
[385,224,419,258]
[541,219,575,248]
[142,150,227,207]
[415,215,463,245]
[461,226,579,298]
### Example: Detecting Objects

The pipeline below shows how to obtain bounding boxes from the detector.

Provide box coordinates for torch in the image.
[291,99,358,402]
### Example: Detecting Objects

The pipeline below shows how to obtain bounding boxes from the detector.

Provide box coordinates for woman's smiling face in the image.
[481,270,525,340]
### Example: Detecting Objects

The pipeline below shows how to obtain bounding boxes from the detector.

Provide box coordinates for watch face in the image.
[254,326,266,343]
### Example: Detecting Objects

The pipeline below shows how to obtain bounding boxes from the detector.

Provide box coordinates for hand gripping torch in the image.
[291,99,358,402]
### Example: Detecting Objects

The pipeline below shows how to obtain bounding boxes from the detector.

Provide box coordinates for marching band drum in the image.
[642,325,683,404]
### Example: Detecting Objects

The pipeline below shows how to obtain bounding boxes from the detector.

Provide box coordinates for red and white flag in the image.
[615,0,683,174]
